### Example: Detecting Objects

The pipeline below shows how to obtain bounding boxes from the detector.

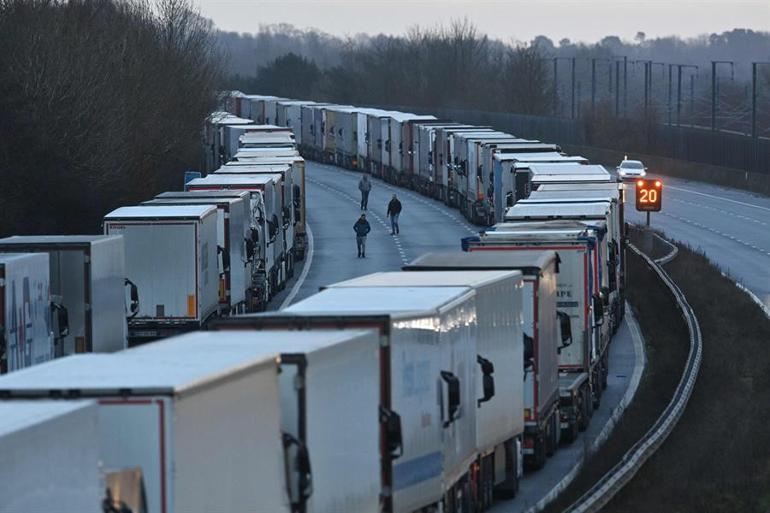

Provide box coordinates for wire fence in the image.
[388,105,770,175]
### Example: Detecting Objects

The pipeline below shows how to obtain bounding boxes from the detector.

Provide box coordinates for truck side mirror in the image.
[125,279,139,319]
[476,355,495,406]
[282,433,313,507]
[440,370,461,427]
[593,294,605,325]
[51,302,69,339]
[379,406,403,459]
[523,333,534,371]
[506,192,514,207]
[218,246,230,272]
[557,311,572,353]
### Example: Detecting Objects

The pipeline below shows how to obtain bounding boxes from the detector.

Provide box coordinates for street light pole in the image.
[711,60,734,131]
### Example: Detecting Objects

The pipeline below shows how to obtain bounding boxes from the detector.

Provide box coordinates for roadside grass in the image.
[603,239,770,513]
[542,238,689,512]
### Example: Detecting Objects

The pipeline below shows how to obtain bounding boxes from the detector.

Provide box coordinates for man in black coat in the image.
[387,194,402,235]
[353,213,371,258]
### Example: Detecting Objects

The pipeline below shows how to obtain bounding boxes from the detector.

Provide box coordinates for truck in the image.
[538,182,627,306]
[154,190,268,311]
[0,236,132,356]
[434,126,493,205]
[327,271,526,507]
[222,124,294,163]
[364,109,398,178]
[203,111,253,172]
[103,205,219,343]
[415,122,465,198]
[466,221,611,439]
[223,284,479,513]
[300,102,333,158]
[405,251,562,470]
[141,194,250,315]
[209,328,382,513]
[400,119,450,191]
[0,400,102,513]
[0,253,55,373]
[452,132,520,224]
[275,100,317,140]
[215,165,297,277]
[385,113,437,186]
[224,155,308,260]
[0,331,293,513]
[185,173,285,300]
[504,201,621,334]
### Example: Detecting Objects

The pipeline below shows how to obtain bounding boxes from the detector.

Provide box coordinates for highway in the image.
[622,175,770,310]
[273,161,644,512]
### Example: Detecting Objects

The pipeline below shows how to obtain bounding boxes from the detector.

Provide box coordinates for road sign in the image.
[635,179,663,212]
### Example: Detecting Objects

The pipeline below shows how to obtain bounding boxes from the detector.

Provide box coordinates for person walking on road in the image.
[387,194,402,235]
[353,213,371,258]
[358,174,372,210]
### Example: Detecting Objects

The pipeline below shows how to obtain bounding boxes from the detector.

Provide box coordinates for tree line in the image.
[0,0,222,236]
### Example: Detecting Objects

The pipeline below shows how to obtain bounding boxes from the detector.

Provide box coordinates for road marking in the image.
[667,185,770,213]
[280,223,314,310]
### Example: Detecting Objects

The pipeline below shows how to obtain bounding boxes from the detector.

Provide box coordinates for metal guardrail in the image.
[653,233,679,265]
[562,242,702,513]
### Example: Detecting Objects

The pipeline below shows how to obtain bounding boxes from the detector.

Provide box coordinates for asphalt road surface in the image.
[620,173,770,310]
[271,161,644,513]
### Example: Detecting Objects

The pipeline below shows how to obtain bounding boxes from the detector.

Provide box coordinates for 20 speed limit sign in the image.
[635,179,663,212]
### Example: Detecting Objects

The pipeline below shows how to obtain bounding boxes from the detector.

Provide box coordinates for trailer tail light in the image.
[524,408,532,421]
[523,437,534,449]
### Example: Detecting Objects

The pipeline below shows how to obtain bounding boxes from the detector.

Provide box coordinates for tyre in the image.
[579,386,592,431]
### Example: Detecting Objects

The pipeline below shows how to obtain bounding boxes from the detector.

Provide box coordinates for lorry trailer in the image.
[103,205,219,344]
[0,235,131,356]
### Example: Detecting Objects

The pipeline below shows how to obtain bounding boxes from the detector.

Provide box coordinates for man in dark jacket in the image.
[386,194,402,235]
[353,213,371,258]
[358,174,372,210]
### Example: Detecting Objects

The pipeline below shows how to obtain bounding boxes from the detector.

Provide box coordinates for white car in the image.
[616,159,647,180]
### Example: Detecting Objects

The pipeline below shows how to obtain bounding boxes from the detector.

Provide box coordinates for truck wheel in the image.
[533,432,547,469]
[545,412,559,457]
[579,387,592,431]
[495,439,519,499]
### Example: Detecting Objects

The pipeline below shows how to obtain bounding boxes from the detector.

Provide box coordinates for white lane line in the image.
[662,212,770,256]
[667,185,770,212]
[280,223,314,310]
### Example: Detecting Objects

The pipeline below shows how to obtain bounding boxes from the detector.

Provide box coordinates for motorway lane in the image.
[272,161,478,306]
[621,175,770,309]
[271,161,642,513]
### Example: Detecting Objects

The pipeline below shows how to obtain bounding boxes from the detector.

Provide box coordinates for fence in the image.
[386,105,770,175]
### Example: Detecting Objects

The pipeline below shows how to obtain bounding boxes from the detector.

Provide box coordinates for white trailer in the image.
[0,236,129,356]
[103,205,219,343]
[234,285,479,513]
[504,201,620,334]
[0,331,293,513]
[435,126,492,206]
[224,155,308,259]
[214,165,297,278]
[415,123,464,198]
[141,195,250,314]
[185,173,286,300]
[222,124,294,163]
[300,103,333,156]
[276,100,316,139]
[234,147,299,160]
[0,400,101,513]
[385,113,436,185]
[0,253,54,373]
[203,112,254,172]
[328,271,526,504]
[208,328,382,513]
[470,221,610,440]
[406,251,561,470]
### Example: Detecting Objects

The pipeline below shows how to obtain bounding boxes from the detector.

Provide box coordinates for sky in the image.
[196,0,770,43]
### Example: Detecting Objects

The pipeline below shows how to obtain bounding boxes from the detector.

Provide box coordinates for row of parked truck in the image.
[0,94,629,513]
[0,117,307,368]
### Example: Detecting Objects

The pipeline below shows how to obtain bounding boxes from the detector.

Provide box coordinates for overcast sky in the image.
[196,0,770,43]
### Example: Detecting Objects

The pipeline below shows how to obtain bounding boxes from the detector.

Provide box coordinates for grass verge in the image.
[543,237,690,512]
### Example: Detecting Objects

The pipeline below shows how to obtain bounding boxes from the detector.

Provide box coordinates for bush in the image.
[0,0,222,236]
